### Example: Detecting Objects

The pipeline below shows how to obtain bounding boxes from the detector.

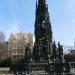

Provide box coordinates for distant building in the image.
[8,32,33,63]
[0,42,8,61]
[70,50,75,53]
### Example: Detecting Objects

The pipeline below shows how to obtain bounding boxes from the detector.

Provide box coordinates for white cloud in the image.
[10,21,20,34]
[5,21,20,40]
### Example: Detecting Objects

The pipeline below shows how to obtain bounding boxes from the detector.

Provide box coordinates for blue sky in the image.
[0,0,75,46]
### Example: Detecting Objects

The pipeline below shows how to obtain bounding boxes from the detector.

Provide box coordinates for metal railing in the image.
[0,62,75,75]
[0,72,74,75]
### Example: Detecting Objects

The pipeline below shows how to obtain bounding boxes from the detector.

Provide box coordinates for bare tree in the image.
[0,31,5,43]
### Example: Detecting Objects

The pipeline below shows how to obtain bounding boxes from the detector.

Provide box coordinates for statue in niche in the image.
[58,42,64,63]
[52,41,59,62]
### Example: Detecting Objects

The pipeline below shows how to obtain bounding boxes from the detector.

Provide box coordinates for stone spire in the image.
[33,0,52,62]
[38,0,46,7]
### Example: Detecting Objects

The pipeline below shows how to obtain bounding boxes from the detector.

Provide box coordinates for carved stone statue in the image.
[58,42,64,63]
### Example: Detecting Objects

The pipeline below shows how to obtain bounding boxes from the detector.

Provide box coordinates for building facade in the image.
[8,32,33,63]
